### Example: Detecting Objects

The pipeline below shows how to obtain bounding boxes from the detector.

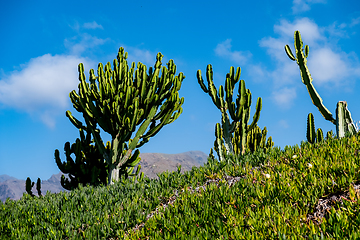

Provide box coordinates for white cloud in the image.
[215,39,252,65]
[83,21,103,30]
[292,0,326,13]
[278,119,290,129]
[273,18,324,46]
[308,48,350,84]
[64,33,109,56]
[127,47,156,66]
[0,54,93,128]
[271,87,297,109]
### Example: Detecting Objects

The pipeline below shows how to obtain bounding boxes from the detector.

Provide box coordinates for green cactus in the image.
[66,47,184,185]
[326,130,335,140]
[306,113,333,145]
[285,31,357,139]
[55,127,111,190]
[316,128,324,143]
[197,65,273,161]
[243,125,274,155]
[306,113,316,144]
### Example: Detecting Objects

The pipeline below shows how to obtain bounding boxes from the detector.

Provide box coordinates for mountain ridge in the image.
[0,150,209,202]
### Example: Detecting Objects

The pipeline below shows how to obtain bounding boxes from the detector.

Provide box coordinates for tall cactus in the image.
[285,31,357,139]
[197,65,273,161]
[66,47,184,185]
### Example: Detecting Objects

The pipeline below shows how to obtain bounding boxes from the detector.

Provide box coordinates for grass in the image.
[1,132,360,239]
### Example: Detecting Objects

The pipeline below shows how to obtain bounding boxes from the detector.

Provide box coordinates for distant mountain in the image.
[138,151,209,179]
[0,151,209,203]
[0,174,17,182]
[0,172,69,203]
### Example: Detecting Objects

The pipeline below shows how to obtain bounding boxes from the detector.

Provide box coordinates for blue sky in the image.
[1,0,360,181]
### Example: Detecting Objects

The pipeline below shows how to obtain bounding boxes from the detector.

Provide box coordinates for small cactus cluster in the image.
[25,177,42,197]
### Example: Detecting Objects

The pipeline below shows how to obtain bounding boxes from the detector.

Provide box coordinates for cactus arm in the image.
[247,97,262,132]
[197,70,209,93]
[214,123,226,162]
[285,45,296,61]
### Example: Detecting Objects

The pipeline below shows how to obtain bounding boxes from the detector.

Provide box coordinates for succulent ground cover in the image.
[1,133,360,239]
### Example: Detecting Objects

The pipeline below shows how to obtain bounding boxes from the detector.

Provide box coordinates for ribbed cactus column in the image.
[65,47,185,185]
[285,31,357,139]
[197,64,273,161]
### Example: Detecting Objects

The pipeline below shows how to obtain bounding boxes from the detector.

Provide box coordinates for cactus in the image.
[25,177,42,197]
[36,178,42,197]
[197,65,273,161]
[316,128,324,143]
[326,129,335,140]
[306,113,333,145]
[285,31,357,139]
[25,177,35,197]
[243,125,274,155]
[55,127,111,190]
[306,113,316,144]
[66,47,184,185]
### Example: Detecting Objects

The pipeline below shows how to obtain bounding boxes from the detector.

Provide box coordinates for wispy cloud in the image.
[271,87,297,109]
[69,21,104,31]
[64,33,110,56]
[277,119,290,129]
[214,39,252,65]
[350,17,360,27]
[292,0,326,13]
[0,54,93,128]
[83,21,103,30]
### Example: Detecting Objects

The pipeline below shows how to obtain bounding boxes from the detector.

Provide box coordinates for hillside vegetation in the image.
[1,132,360,239]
